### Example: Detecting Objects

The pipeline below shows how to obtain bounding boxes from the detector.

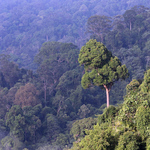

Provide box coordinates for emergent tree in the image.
[78,39,129,107]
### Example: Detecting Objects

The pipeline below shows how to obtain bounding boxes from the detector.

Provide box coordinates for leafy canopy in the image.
[78,39,128,89]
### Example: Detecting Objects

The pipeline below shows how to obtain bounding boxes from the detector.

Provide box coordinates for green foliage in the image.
[0,119,6,131]
[5,104,43,146]
[31,104,42,116]
[25,115,42,142]
[55,133,69,147]
[118,93,143,128]
[116,131,139,150]
[98,105,119,124]
[146,137,150,150]
[140,69,150,93]
[79,39,128,88]
[6,105,23,120]
[77,104,90,119]
[115,46,144,80]
[70,123,117,150]
[70,117,97,140]
[44,114,61,142]
[135,105,150,140]
[35,41,79,104]
[34,42,78,65]
[0,87,9,119]
[126,79,140,94]
[0,55,30,88]
[5,105,25,141]
[1,136,24,150]
[36,145,62,150]
[70,70,150,150]
[118,70,150,130]
[56,67,82,97]
[40,106,56,119]
[79,39,111,73]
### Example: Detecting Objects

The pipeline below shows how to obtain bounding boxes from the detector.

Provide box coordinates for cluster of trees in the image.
[84,6,150,105]
[0,36,148,149]
[1,3,150,105]
[0,41,107,149]
[0,0,150,68]
[88,5,150,79]
[70,69,150,150]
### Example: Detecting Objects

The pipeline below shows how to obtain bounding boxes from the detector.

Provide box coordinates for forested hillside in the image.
[0,0,150,149]
[0,0,150,68]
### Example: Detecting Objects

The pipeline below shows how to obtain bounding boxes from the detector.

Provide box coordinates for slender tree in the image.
[123,9,136,31]
[35,41,79,105]
[78,39,129,107]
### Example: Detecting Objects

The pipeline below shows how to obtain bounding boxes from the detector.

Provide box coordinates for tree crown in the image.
[78,39,129,89]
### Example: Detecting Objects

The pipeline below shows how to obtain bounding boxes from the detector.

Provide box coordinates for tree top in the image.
[78,39,129,89]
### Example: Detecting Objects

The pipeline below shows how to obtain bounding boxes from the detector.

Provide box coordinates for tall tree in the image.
[123,9,136,31]
[78,39,128,107]
[35,41,79,105]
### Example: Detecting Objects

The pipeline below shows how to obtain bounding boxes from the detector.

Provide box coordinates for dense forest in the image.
[1,0,150,69]
[0,0,150,149]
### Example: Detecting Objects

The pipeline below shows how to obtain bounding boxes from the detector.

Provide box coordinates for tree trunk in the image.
[130,21,132,31]
[103,84,111,108]
[46,35,49,41]
[44,86,46,104]
[43,79,47,105]
[100,33,103,42]
[106,87,109,108]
